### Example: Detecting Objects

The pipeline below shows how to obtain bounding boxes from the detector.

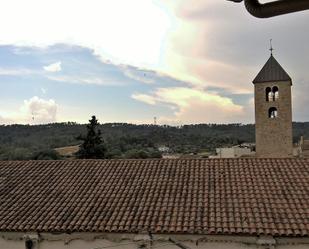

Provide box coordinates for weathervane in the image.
[270,39,274,55]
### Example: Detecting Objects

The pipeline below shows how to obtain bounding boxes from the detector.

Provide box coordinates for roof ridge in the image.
[1,157,307,163]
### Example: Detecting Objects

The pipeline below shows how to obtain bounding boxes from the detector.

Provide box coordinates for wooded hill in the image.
[0,122,308,160]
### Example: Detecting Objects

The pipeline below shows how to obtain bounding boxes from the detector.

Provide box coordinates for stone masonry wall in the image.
[254,81,293,157]
[1,232,309,249]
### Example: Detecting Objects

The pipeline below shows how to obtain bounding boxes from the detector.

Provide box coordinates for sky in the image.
[0,0,308,125]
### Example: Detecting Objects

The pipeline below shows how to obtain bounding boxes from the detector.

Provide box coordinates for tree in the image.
[76,116,106,159]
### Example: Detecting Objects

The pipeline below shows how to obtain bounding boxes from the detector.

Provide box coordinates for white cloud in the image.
[0,67,34,76]
[0,0,307,97]
[190,59,254,94]
[123,69,155,84]
[21,96,58,124]
[0,115,12,124]
[132,93,157,105]
[43,61,62,72]
[0,0,173,69]
[132,87,245,124]
[0,97,58,124]
[41,87,47,94]
[46,75,124,86]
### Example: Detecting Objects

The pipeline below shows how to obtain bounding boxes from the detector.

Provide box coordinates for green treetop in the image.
[76,115,106,159]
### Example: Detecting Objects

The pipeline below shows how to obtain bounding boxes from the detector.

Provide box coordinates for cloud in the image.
[160,99,242,125]
[0,67,34,76]
[21,96,58,124]
[0,115,12,124]
[190,59,254,94]
[0,97,58,124]
[0,0,173,69]
[46,75,124,86]
[43,61,62,72]
[161,0,309,95]
[132,87,246,124]
[123,68,155,84]
[41,87,47,94]
[132,93,157,105]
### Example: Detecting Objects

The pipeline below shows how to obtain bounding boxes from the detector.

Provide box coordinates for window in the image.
[268,107,278,118]
[265,86,279,102]
[272,86,279,100]
[266,87,272,101]
[25,240,33,249]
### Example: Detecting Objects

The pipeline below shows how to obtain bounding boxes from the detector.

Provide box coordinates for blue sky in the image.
[0,45,187,124]
[0,0,308,125]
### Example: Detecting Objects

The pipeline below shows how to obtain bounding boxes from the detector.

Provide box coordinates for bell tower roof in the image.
[253,54,292,84]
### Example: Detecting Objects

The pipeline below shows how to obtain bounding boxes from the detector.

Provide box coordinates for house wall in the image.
[234,147,252,157]
[214,147,253,158]
[1,232,309,249]
[216,148,235,158]
[254,81,293,157]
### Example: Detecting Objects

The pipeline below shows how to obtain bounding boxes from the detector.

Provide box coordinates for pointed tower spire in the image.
[253,53,291,84]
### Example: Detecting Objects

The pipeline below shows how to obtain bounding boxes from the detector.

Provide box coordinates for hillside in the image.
[0,122,308,160]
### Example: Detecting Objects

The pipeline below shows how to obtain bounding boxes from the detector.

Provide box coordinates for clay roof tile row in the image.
[1,158,309,236]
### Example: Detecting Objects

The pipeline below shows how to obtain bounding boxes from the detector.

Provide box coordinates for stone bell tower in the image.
[253,51,293,157]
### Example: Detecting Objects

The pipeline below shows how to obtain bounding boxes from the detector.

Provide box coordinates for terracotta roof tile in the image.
[1,158,309,236]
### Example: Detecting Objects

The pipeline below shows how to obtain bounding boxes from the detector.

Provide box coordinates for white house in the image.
[211,146,254,158]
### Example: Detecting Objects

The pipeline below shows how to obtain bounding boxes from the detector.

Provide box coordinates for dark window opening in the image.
[266,87,272,101]
[25,240,33,249]
[268,107,278,118]
[272,86,279,100]
[266,86,279,102]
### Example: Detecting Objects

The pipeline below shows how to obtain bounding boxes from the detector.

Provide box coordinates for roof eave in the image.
[252,79,292,85]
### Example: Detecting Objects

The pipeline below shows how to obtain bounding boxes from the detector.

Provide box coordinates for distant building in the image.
[253,53,293,157]
[162,154,180,159]
[296,136,309,157]
[210,146,254,158]
[157,145,170,153]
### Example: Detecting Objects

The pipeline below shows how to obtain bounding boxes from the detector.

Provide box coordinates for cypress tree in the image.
[76,115,106,159]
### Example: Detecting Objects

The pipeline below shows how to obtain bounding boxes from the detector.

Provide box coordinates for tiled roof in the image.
[253,54,292,84]
[1,159,309,237]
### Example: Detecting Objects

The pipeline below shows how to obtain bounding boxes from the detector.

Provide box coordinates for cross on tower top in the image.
[270,39,274,55]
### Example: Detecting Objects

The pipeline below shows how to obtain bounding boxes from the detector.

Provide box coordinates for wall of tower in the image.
[255,81,293,157]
